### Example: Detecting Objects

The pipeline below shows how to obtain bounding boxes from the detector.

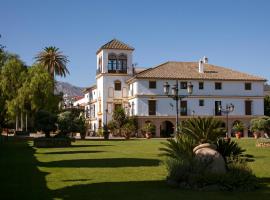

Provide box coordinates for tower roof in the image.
[96,39,134,54]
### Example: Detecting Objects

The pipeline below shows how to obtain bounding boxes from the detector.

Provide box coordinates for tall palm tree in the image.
[35,46,69,80]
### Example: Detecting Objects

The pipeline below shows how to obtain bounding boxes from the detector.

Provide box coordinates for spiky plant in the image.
[216,138,246,164]
[180,117,226,144]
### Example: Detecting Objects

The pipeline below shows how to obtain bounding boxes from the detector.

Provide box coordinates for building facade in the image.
[82,39,266,137]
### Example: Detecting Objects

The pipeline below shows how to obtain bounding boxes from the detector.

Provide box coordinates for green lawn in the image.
[0,138,270,200]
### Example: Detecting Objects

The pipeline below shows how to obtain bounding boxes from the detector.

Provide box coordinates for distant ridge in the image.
[55,81,84,97]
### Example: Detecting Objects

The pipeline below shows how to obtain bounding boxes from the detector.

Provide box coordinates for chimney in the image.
[198,59,204,73]
[203,56,208,64]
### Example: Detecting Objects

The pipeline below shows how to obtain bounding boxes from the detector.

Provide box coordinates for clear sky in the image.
[1,0,270,87]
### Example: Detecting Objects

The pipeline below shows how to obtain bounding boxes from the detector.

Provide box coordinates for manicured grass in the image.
[0,137,270,200]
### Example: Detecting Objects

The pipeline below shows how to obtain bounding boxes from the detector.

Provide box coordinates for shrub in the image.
[57,109,85,135]
[160,117,258,191]
[34,110,57,138]
[180,117,226,144]
[215,138,246,164]
[250,117,270,133]
[232,122,245,132]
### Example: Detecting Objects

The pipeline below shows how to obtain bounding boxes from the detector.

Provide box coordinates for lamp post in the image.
[218,103,234,138]
[105,108,108,127]
[163,80,193,135]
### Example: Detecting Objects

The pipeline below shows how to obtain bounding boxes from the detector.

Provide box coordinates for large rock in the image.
[193,143,226,174]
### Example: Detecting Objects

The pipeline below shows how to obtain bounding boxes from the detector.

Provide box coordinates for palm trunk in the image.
[20,111,24,131]
[15,114,18,131]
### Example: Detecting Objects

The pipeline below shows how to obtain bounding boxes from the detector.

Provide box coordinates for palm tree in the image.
[35,46,69,80]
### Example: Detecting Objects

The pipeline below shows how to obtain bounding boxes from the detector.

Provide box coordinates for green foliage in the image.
[0,56,26,127]
[57,109,85,135]
[159,135,195,161]
[122,119,136,138]
[107,120,117,135]
[35,46,69,79]
[264,95,270,116]
[160,117,258,191]
[250,116,270,133]
[180,117,226,144]
[232,121,245,132]
[112,107,127,129]
[215,138,246,164]
[34,110,57,137]
[142,123,155,133]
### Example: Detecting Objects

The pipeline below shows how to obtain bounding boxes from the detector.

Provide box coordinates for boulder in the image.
[193,143,226,174]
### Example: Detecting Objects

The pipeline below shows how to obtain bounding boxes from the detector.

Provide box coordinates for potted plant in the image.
[142,123,155,139]
[122,121,136,140]
[250,117,264,139]
[233,122,244,139]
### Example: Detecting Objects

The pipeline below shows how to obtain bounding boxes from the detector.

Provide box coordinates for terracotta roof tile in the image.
[97,39,134,54]
[129,62,266,81]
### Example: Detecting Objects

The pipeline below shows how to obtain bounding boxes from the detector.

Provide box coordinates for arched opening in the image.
[108,53,117,72]
[161,121,174,137]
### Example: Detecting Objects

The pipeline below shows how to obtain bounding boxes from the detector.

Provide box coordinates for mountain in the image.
[55,81,84,97]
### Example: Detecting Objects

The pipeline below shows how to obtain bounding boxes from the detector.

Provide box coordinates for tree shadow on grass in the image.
[39,158,160,168]
[71,144,114,148]
[51,179,270,200]
[41,150,106,154]
[0,137,52,200]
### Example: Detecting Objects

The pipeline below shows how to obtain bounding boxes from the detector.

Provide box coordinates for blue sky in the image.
[1,0,270,87]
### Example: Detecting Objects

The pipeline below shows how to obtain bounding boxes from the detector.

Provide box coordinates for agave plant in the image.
[180,117,226,144]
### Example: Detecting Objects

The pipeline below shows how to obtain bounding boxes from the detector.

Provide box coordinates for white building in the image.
[83,39,266,137]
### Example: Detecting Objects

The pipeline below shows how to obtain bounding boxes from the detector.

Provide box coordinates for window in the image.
[245,100,252,115]
[245,83,252,90]
[199,99,204,106]
[108,53,127,73]
[180,82,187,89]
[199,82,204,90]
[180,101,187,116]
[149,81,156,89]
[215,101,222,116]
[114,81,121,91]
[108,53,117,71]
[117,54,127,72]
[148,100,156,115]
[215,82,222,90]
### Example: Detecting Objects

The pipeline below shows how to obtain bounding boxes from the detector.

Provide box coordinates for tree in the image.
[57,108,85,135]
[265,95,270,116]
[0,57,27,130]
[112,107,127,134]
[35,46,69,82]
[34,110,57,138]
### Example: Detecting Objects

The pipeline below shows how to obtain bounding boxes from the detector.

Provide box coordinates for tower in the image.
[95,39,134,128]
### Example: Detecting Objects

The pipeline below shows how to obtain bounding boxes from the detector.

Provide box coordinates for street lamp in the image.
[218,103,234,138]
[105,108,108,127]
[163,80,193,135]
